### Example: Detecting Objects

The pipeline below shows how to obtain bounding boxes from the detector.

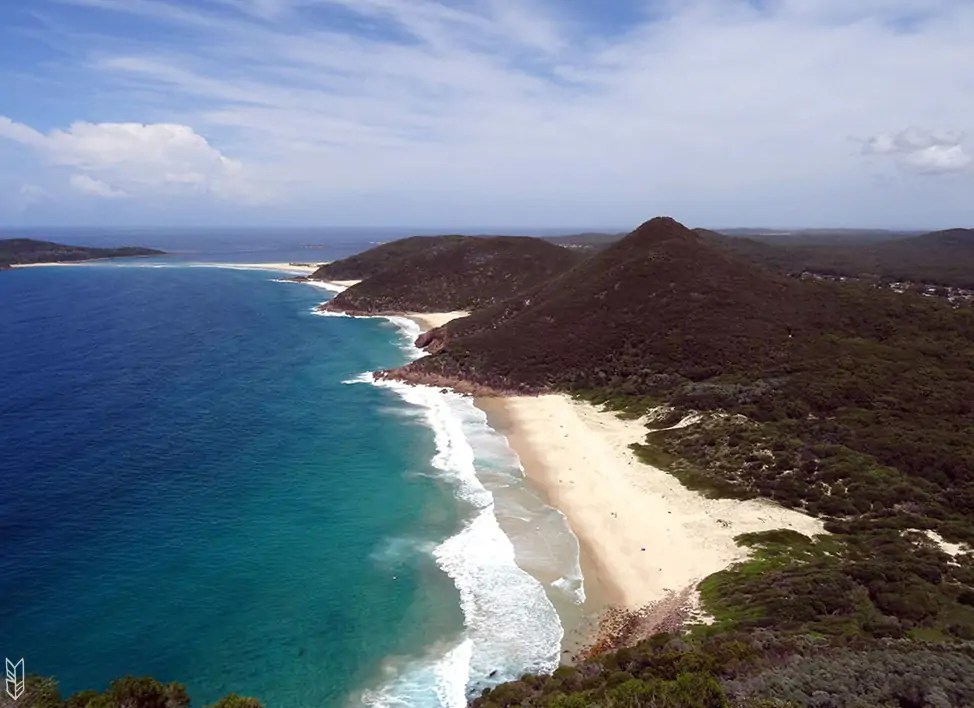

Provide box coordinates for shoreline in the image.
[393,312,595,662]
[475,398,616,661]
[476,394,826,653]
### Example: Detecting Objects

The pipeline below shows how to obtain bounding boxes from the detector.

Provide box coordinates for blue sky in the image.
[1,0,972,229]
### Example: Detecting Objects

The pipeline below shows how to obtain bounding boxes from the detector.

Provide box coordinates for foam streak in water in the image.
[351,318,561,706]
[366,378,563,706]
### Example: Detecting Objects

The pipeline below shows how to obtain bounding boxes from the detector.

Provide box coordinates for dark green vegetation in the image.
[702,228,974,288]
[0,675,262,708]
[309,235,466,280]
[374,217,974,706]
[320,235,581,314]
[473,530,974,706]
[0,238,164,267]
[548,225,974,287]
[473,629,974,707]
[711,227,921,245]
[546,227,922,251]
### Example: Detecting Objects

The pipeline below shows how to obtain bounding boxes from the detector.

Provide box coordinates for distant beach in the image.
[10,260,326,274]
[10,260,106,268]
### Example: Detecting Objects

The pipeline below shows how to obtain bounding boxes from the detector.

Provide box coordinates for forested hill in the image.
[391,217,813,393]
[319,235,581,314]
[0,238,164,267]
[309,235,468,280]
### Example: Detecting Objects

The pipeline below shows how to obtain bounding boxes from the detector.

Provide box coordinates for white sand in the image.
[405,311,470,331]
[188,262,325,274]
[306,278,362,290]
[924,530,971,558]
[489,394,825,609]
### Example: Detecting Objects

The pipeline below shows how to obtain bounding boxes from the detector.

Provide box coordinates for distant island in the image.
[313,217,974,708]
[0,238,165,269]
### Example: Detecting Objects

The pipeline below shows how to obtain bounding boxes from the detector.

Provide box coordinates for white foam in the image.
[311,307,350,318]
[304,280,349,293]
[383,317,425,360]
[359,640,472,708]
[370,536,438,568]
[363,377,563,704]
[331,316,581,706]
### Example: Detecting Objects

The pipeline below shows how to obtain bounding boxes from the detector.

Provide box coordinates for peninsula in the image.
[0,238,165,268]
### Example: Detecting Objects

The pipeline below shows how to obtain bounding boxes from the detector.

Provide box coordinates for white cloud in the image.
[70,174,127,198]
[864,128,966,155]
[8,0,974,225]
[0,116,263,202]
[904,145,972,173]
[863,128,972,174]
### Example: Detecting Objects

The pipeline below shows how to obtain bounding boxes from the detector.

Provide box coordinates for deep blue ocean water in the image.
[0,253,583,707]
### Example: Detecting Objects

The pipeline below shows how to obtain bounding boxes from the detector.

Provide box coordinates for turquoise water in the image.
[0,262,582,706]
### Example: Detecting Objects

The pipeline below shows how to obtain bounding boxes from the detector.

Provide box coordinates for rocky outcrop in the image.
[414,326,448,353]
[373,369,519,397]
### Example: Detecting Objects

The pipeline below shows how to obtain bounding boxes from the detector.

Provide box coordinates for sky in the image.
[0,0,972,229]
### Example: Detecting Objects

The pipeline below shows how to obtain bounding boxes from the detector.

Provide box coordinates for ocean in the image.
[0,239,584,707]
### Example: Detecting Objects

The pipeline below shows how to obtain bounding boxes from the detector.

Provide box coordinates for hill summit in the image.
[384,216,806,393]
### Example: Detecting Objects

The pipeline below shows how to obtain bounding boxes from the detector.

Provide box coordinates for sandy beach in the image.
[404,311,470,330]
[477,395,825,620]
